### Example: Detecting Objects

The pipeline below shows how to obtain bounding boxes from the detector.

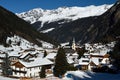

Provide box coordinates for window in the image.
[30,73,32,77]
[39,67,41,70]
[15,71,17,75]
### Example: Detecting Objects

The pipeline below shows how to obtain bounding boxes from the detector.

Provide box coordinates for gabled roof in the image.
[12,61,25,68]
[45,53,57,59]
[90,58,99,65]
[15,58,53,68]
[19,52,31,59]
[67,57,74,64]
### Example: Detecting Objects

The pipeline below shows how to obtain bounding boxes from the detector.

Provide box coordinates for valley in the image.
[0,0,120,80]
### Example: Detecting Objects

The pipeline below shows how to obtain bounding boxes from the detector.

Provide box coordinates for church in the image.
[60,38,82,59]
[61,38,80,51]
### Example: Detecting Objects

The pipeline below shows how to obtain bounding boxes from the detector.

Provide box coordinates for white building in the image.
[11,58,53,78]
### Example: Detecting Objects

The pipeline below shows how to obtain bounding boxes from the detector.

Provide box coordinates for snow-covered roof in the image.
[79,58,89,65]
[90,53,101,56]
[91,58,99,65]
[60,42,70,47]
[79,58,89,62]
[19,58,53,68]
[79,62,89,65]
[0,54,5,58]
[67,57,74,64]
[0,45,7,52]
[90,51,107,56]
[101,58,109,64]
[19,52,30,59]
[45,53,57,59]
[72,53,78,56]
[8,51,20,57]
[84,53,90,56]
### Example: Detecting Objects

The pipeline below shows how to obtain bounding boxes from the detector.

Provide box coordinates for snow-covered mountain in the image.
[17,4,112,28]
[16,2,120,44]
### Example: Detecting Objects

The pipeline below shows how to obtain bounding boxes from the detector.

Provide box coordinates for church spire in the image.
[72,37,76,50]
[73,37,75,43]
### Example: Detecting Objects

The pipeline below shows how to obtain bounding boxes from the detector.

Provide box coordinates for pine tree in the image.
[43,50,47,58]
[53,48,69,77]
[2,53,12,76]
[109,40,120,70]
[77,47,87,59]
[40,66,46,78]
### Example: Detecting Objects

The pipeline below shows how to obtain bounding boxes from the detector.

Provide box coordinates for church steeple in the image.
[72,37,76,50]
[73,37,75,43]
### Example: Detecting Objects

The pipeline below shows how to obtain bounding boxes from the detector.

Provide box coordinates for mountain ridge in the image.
[17,4,112,28]
[16,2,120,44]
[0,6,58,47]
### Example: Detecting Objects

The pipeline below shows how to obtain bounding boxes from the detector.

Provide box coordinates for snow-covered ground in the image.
[64,71,120,80]
[0,35,53,54]
[40,40,54,49]
[0,76,18,80]
[41,28,55,33]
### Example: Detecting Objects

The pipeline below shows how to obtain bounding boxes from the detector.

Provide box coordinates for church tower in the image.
[72,38,76,50]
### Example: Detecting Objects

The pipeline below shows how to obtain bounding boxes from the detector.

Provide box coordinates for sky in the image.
[0,0,117,13]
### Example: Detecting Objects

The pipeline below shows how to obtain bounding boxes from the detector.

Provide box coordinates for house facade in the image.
[11,58,53,78]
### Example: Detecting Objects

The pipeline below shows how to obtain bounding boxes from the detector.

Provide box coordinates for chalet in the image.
[19,51,41,62]
[75,49,110,71]
[11,58,53,78]
[9,54,20,64]
[78,58,89,70]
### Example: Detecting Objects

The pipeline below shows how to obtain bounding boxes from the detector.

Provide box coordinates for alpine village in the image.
[0,0,120,80]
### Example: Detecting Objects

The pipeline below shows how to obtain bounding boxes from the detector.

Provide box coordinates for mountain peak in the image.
[17,4,113,27]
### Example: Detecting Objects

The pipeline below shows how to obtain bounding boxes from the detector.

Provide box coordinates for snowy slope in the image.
[17,4,113,28]
[41,28,55,33]
[0,35,54,55]
[64,71,120,80]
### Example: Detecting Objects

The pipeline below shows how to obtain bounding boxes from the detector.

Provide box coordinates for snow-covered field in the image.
[64,71,120,80]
